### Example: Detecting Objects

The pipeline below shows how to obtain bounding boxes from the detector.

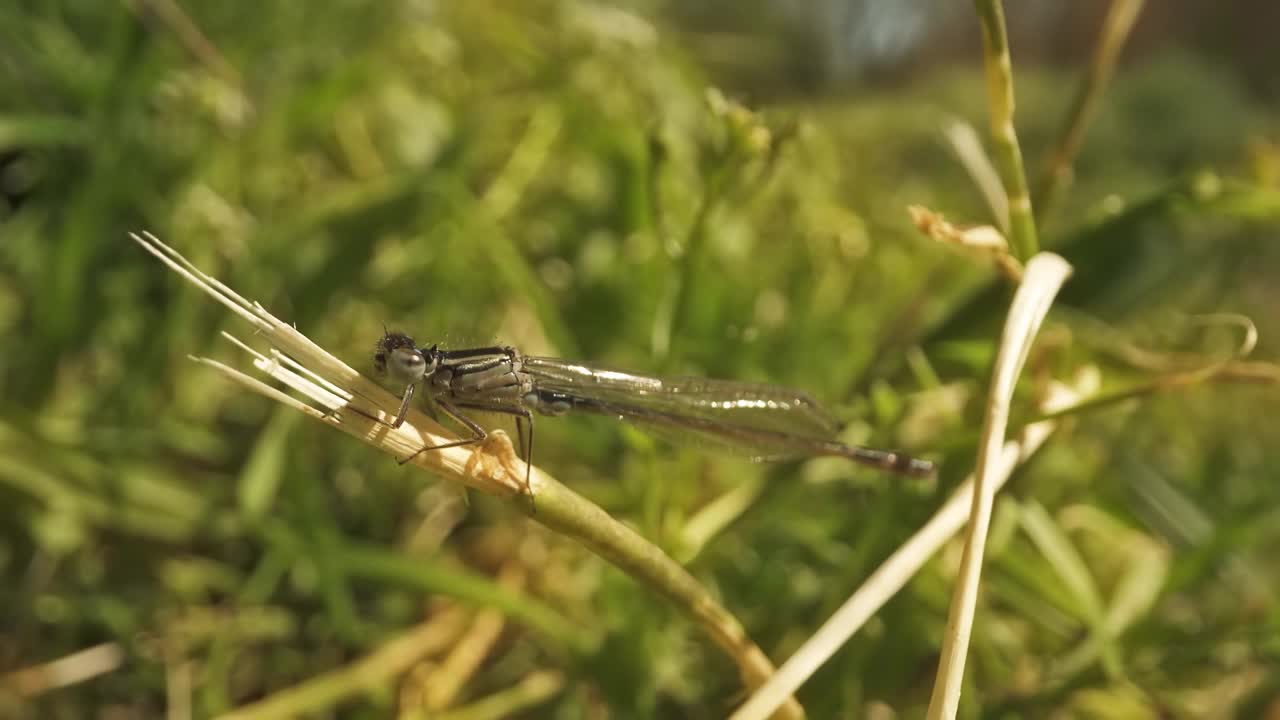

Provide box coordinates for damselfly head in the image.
[374,331,438,385]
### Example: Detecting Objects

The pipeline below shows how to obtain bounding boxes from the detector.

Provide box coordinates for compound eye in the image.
[388,347,429,383]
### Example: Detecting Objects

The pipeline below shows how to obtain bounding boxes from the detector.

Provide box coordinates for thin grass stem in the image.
[133,231,804,720]
[1035,0,1147,224]
[972,0,1039,260]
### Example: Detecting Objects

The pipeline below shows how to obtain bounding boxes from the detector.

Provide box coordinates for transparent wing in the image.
[519,356,840,460]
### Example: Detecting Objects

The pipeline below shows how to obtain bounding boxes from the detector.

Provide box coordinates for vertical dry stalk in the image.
[926,253,1072,720]
[728,377,1093,720]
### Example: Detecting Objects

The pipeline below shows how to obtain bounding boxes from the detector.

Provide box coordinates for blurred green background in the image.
[2,1,1279,718]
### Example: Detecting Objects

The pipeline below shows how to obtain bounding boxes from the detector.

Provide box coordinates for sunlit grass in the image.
[2,1,1280,717]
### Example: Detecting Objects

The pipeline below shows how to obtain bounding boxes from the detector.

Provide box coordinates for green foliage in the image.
[2,1,1279,718]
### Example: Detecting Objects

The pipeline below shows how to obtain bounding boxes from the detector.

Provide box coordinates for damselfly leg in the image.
[449,401,536,510]
[391,383,415,429]
[393,400,489,465]
[386,392,538,507]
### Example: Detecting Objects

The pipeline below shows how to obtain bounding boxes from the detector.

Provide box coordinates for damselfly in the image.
[373,331,934,495]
